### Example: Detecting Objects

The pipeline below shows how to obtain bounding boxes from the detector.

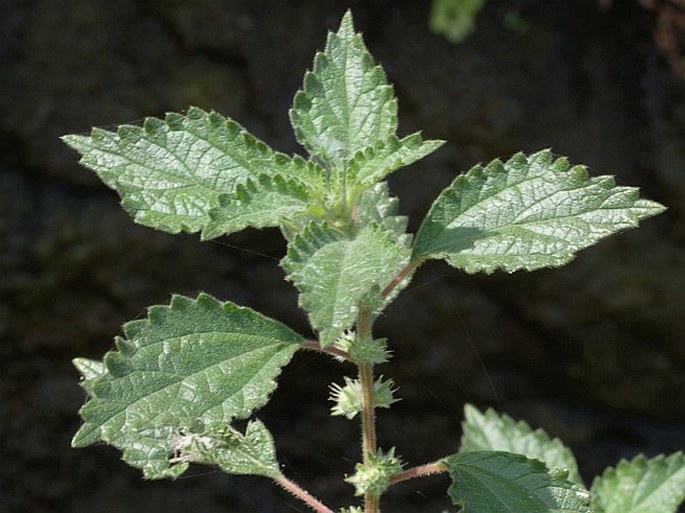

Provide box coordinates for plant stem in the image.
[381,259,423,298]
[389,462,446,486]
[302,339,351,361]
[274,476,336,513]
[356,308,378,513]
[359,361,377,459]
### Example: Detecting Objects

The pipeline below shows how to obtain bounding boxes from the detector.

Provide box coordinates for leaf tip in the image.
[61,133,93,153]
[71,423,98,448]
[339,9,355,35]
[73,357,106,380]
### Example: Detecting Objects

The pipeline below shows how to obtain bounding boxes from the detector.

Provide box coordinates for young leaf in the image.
[348,134,445,185]
[591,452,685,513]
[281,223,410,346]
[354,183,411,245]
[62,107,323,235]
[412,150,666,273]
[460,404,583,485]
[442,451,592,513]
[72,293,303,478]
[203,174,312,240]
[289,11,398,165]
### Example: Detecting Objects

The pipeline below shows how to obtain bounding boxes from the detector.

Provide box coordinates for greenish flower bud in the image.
[329,376,399,419]
[334,331,392,364]
[346,448,403,498]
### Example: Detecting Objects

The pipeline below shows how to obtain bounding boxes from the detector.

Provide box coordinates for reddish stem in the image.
[355,308,379,513]
[389,462,447,486]
[274,476,336,513]
[302,340,351,361]
[381,260,423,298]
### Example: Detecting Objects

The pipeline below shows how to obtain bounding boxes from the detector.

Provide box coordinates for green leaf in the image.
[281,223,409,346]
[176,420,280,479]
[460,404,583,485]
[73,357,105,381]
[289,11,397,165]
[442,451,592,513]
[73,358,106,395]
[72,293,303,478]
[354,183,410,245]
[63,107,324,235]
[412,150,666,273]
[203,174,312,239]
[591,452,685,513]
[348,134,445,185]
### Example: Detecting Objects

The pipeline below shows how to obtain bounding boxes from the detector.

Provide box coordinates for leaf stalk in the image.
[274,476,336,513]
[302,340,351,361]
[389,462,446,486]
[381,259,423,298]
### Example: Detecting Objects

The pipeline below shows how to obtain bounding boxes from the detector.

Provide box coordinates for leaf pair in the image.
[446,405,685,513]
[443,405,590,513]
[62,12,443,244]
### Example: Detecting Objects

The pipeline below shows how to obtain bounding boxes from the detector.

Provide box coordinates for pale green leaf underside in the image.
[460,404,583,485]
[203,174,312,239]
[62,107,324,235]
[72,293,303,478]
[116,419,280,480]
[175,420,280,479]
[591,452,685,513]
[354,183,411,246]
[412,150,666,273]
[281,223,409,346]
[210,420,280,478]
[443,451,592,513]
[289,11,397,164]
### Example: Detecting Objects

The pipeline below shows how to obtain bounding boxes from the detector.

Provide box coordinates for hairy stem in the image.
[274,476,336,513]
[389,462,447,486]
[356,308,378,513]
[359,362,377,459]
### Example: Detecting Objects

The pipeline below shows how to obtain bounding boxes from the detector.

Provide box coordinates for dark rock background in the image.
[2,0,684,512]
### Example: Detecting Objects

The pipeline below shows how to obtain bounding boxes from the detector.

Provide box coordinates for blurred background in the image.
[2,0,684,511]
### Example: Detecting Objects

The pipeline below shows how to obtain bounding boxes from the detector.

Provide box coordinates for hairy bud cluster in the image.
[346,448,403,498]
[334,331,391,364]
[329,376,399,419]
